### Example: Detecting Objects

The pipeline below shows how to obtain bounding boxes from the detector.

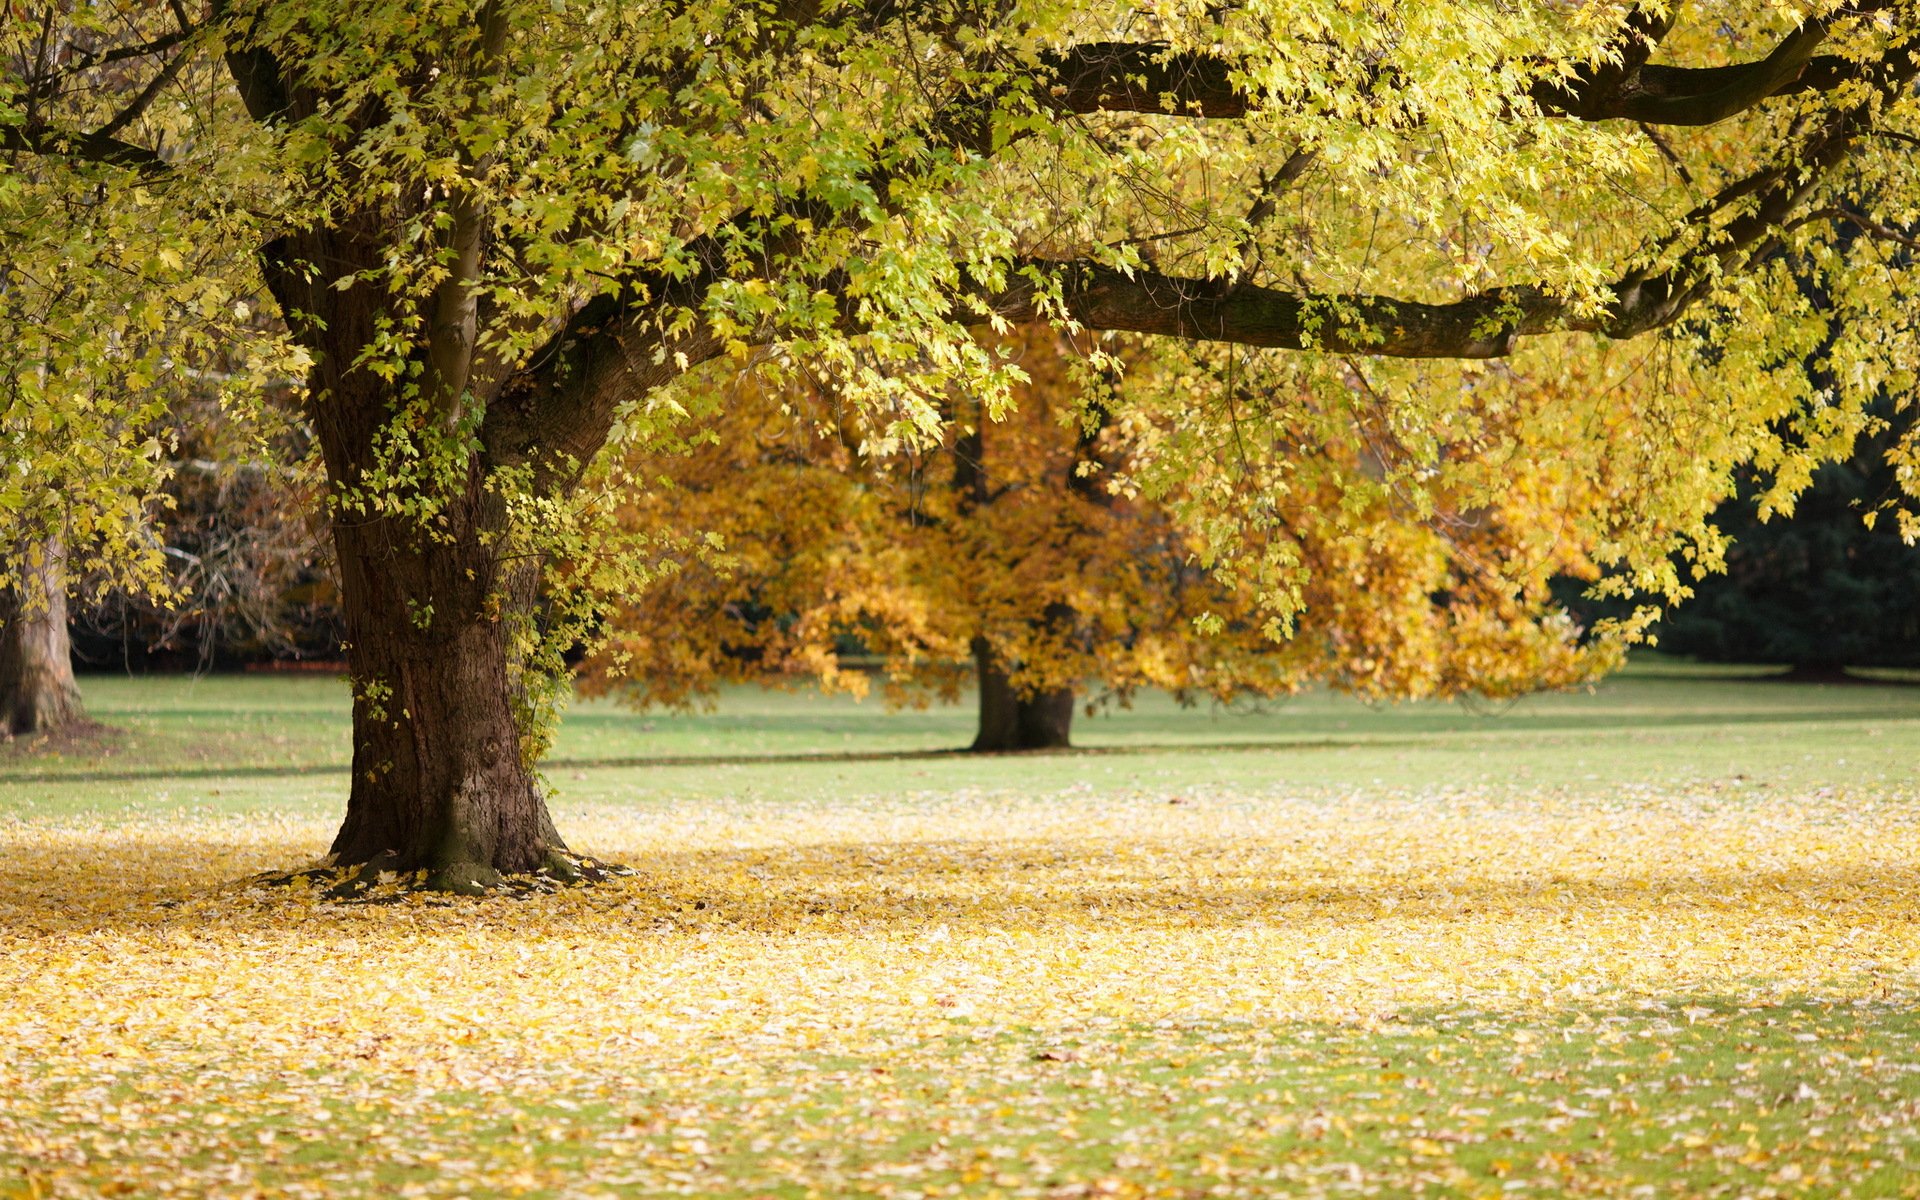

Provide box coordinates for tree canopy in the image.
[584,324,1617,749]
[4,1,1917,886]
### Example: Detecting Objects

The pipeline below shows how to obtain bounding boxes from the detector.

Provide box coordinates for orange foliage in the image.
[579,328,1619,716]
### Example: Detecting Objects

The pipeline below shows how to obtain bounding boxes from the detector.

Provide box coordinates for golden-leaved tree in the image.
[5,1,1916,888]
[582,326,1630,750]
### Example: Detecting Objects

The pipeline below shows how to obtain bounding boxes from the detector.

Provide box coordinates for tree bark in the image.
[970,637,1075,752]
[0,536,85,738]
[321,497,571,890]
[265,223,578,889]
[303,460,631,892]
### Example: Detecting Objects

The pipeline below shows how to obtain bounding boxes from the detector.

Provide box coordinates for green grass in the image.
[7,658,1920,1198]
[12,998,1919,1198]
[8,655,1919,816]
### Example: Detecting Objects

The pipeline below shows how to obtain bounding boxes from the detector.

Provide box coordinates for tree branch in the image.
[1045,7,1904,129]
[1791,205,1920,250]
[1531,9,1830,125]
[93,38,195,141]
[491,5,1916,476]
[40,23,198,81]
[420,1,510,429]
[0,123,168,174]
[995,94,1875,356]
[988,264,1551,358]
[1000,55,1891,358]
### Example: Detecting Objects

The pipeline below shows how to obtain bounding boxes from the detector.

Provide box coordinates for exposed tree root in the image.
[246,849,631,902]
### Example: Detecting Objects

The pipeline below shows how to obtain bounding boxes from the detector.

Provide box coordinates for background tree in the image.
[584,327,1625,750]
[7,2,1918,887]
[2,6,288,735]
[0,216,274,736]
[0,537,81,737]
[73,384,340,673]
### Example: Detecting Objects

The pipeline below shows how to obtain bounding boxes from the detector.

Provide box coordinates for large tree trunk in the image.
[0,536,85,738]
[280,292,573,889]
[319,474,570,892]
[248,204,592,890]
[970,637,1075,752]
[322,522,560,890]
[252,190,655,891]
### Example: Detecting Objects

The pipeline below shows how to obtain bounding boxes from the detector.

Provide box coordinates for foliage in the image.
[585,326,1619,715]
[11,0,1920,634]
[0,8,297,605]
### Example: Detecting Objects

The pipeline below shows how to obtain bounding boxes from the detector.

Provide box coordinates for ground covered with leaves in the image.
[5,671,1920,1198]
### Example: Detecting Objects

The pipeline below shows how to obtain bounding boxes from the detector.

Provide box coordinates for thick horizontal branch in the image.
[991,96,1876,355]
[988,265,1548,357]
[1531,9,1828,126]
[1043,6,1908,129]
[1039,42,1252,120]
[0,122,168,173]
[495,5,1913,473]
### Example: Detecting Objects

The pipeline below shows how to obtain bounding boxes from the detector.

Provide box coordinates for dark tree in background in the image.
[1657,408,1920,674]
[1553,403,1920,674]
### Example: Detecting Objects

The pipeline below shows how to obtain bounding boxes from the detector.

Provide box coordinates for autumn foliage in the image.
[581,328,1619,744]
[11,2,1918,878]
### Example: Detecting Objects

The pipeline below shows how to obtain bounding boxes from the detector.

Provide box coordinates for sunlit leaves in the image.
[585,326,1618,715]
[10,1,1919,655]
[0,4,305,602]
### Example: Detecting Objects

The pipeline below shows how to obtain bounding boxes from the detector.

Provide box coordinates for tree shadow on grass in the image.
[9,694,1919,785]
[0,719,124,762]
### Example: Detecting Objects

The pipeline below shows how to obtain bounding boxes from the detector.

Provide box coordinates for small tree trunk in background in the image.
[970,637,1075,751]
[956,414,1077,750]
[1777,663,1853,684]
[0,536,85,738]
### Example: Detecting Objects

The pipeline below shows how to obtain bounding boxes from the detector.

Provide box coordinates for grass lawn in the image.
[4,660,1920,1197]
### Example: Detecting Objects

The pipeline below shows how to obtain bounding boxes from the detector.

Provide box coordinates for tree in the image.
[0,535,83,737]
[74,385,341,673]
[6,2,1918,888]
[584,325,1616,750]
[2,10,285,735]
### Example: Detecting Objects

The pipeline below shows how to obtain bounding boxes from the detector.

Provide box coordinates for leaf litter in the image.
[4,784,1920,1197]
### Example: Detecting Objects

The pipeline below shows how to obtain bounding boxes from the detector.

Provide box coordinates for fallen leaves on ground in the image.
[4,784,1920,1197]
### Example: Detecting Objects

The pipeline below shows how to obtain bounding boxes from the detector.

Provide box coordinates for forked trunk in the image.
[970,637,1075,751]
[0,536,85,738]
[324,514,567,891]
